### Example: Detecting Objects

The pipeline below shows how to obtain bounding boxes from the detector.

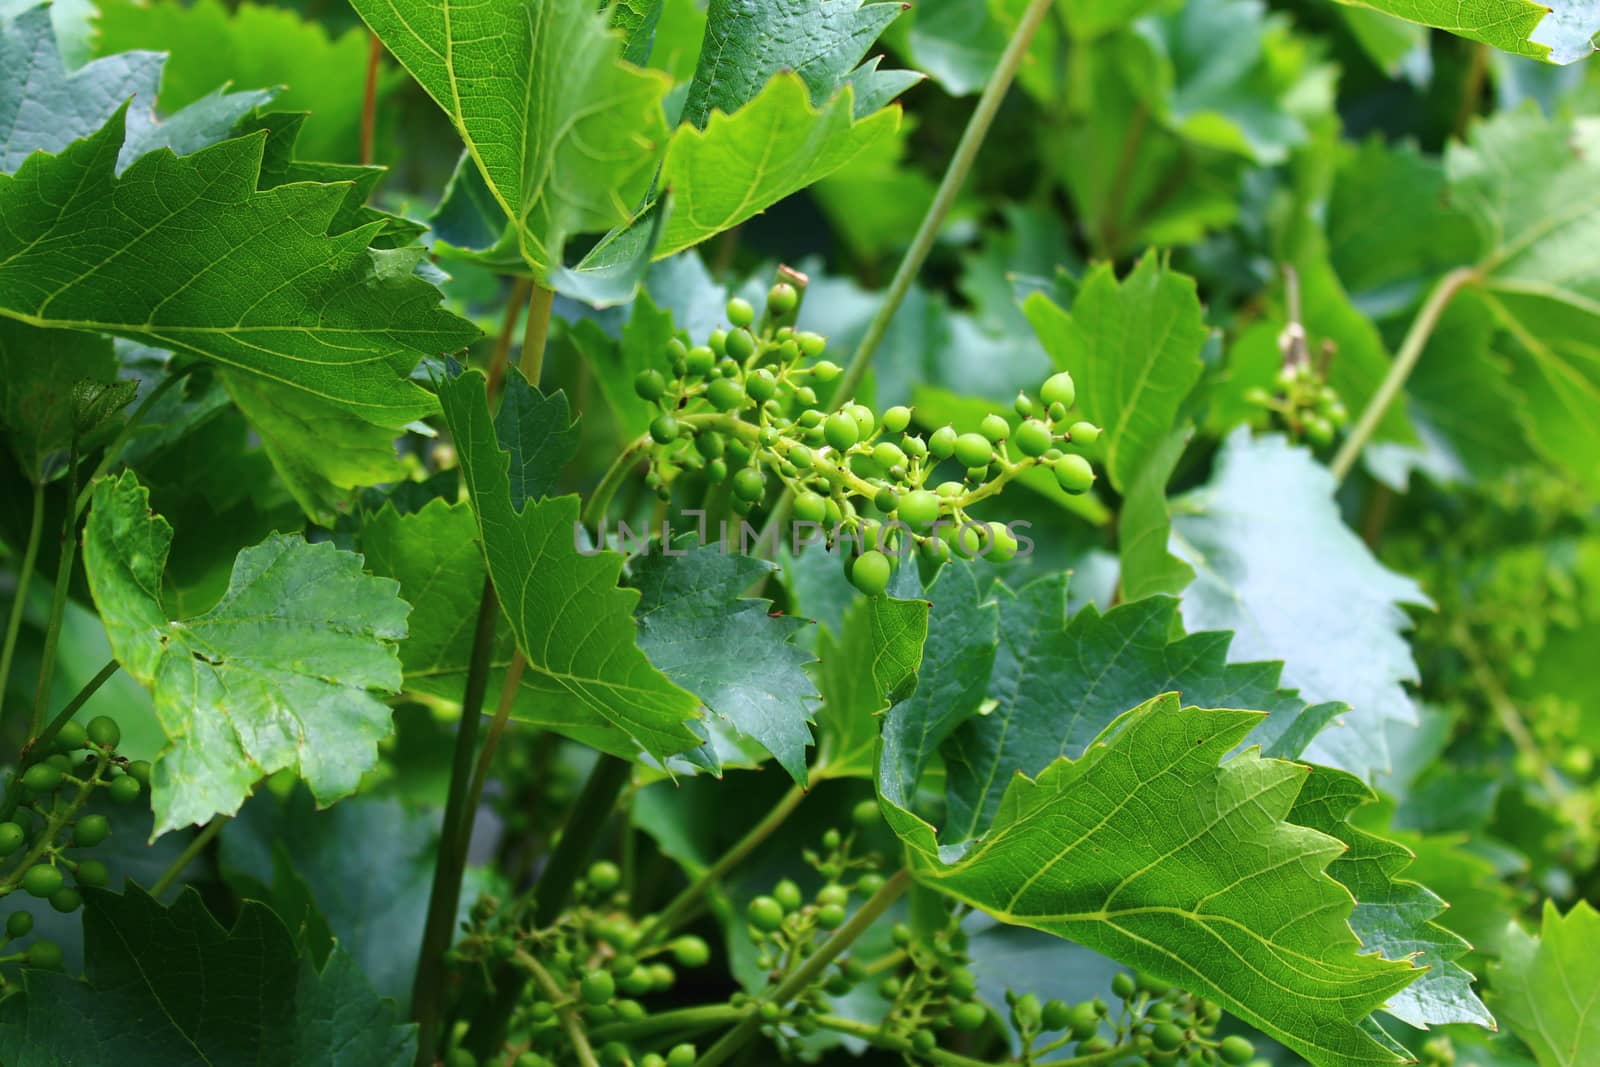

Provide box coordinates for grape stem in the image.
[149,814,230,897]
[0,482,46,745]
[1329,266,1478,485]
[0,659,120,825]
[29,443,79,736]
[0,750,113,897]
[831,0,1055,405]
[517,949,601,1067]
[637,781,809,948]
[586,1003,745,1044]
[360,33,381,165]
[695,867,913,1067]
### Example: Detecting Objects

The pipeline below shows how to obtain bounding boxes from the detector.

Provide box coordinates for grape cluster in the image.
[1006,970,1259,1067]
[447,862,713,1067]
[0,716,143,974]
[632,282,1102,595]
[1245,361,1348,446]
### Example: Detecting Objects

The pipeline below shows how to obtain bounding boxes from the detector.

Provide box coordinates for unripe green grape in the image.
[980,413,1010,443]
[1219,1036,1255,1064]
[935,480,963,497]
[1304,416,1334,446]
[768,282,799,317]
[726,328,757,361]
[1040,999,1072,1031]
[634,369,667,401]
[694,431,725,460]
[1015,419,1053,457]
[588,860,622,894]
[1136,972,1172,996]
[899,489,939,530]
[882,406,912,434]
[1111,972,1136,999]
[26,940,63,970]
[748,895,785,932]
[75,860,110,888]
[666,1044,696,1067]
[529,1001,557,1024]
[1151,1022,1185,1053]
[987,522,1019,562]
[874,487,899,514]
[706,459,728,483]
[54,721,87,752]
[670,935,710,969]
[581,970,616,1005]
[21,764,61,793]
[952,524,988,559]
[824,411,859,451]
[873,442,907,471]
[912,1030,937,1053]
[6,911,33,939]
[747,368,777,402]
[1067,421,1100,445]
[109,775,142,804]
[901,434,927,458]
[666,336,689,365]
[1047,401,1068,423]
[618,966,653,996]
[718,357,739,378]
[1067,1002,1099,1039]
[817,902,846,929]
[1053,454,1095,494]
[685,346,715,377]
[708,329,728,357]
[49,887,82,913]
[727,296,755,328]
[648,962,675,990]
[586,1004,617,1024]
[758,425,780,447]
[778,339,801,364]
[22,865,63,898]
[952,1001,987,1030]
[928,425,957,459]
[952,433,992,469]
[126,760,151,786]
[811,360,841,382]
[707,377,745,411]
[1149,1000,1174,1021]
[1040,371,1076,408]
[789,444,814,469]
[599,1041,631,1066]
[848,404,875,437]
[1011,993,1042,1031]
[650,414,680,445]
[794,385,818,407]
[774,879,803,912]
[0,822,25,855]
[850,551,892,597]
[821,828,842,851]
[1077,1036,1111,1055]
[86,716,120,749]
[795,492,828,524]
[731,466,766,503]
[878,976,903,998]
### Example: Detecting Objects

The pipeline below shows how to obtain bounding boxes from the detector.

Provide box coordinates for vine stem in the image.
[695,867,913,1067]
[1452,619,1569,802]
[150,815,229,897]
[0,482,45,730]
[0,660,120,825]
[411,579,501,1065]
[831,0,1054,405]
[520,284,556,386]
[30,445,79,736]
[361,34,381,165]
[1329,267,1478,485]
[517,950,601,1067]
[486,278,534,399]
[638,782,807,948]
[587,1003,745,1043]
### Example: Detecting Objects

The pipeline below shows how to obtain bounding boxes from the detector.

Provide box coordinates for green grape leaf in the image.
[0,109,473,426]
[1170,431,1430,779]
[878,561,998,850]
[650,75,903,260]
[436,366,702,761]
[222,373,405,525]
[630,543,820,783]
[1023,252,1208,493]
[1118,425,1196,600]
[0,3,272,173]
[1446,109,1600,493]
[83,471,410,834]
[914,695,1421,1067]
[1289,767,1492,1028]
[900,0,1009,96]
[0,317,116,482]
[812,591,929,780]
[0,886,415,1066]
[351,0,671,282]
[680,0,917,128]
[609,0,663,63]
[1336,0,1597,63]
[1491,901,1600,1066]
[942,582,1341,842]
[222,788,499,1005]
[359,500,641,758]
[93,0,378,163]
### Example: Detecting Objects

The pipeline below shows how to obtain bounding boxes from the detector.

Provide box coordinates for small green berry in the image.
[86,716,120,749]
[794,491,828,524]
[811,359,841,382]
[671,935,710,968]
[850,551,892,597]
[75,860,110,888]
[912,1030,937,1053]
[727,296,755,328]
[650,413,680,444]
[952,1001,987,1030]
[1041,999,1072,1031]
[54,721,87,752]
[1067,421,1100,445]
[1151,1022,1185,1053]
[725,328,757,361]
[685,345,715,377]
[587,860,622,894]
[125,760,151,786]
[882,406,912,434]
[49,887,82,913]
[746,368,777,402]
[1053,453,1095,494]
[25,940,63,970]
[6,911,33,939]
[821,828,842,851]
[824,411,859,451]
[731,466,766,503]
[768,282,799,317]
[707,377,745,411]
[748,895,785,932]
[1111,972,1137,999]
[816,903,846,929]
[980,413,1010,443]
[108,775,142,804]
[898,489,939,530]
[666,1044,696,1067]
[0,822,25,855]
[21,764,61,794]
[22,865,63,899]
[1040,371,1076,408]
[928,425,957,458]
[634,369,667,401]
[773,879,803,913]
[952,433,992,469]
[580,970,616,1005]
[1015,419,1054,457]
[1219,1036,1255,1064]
